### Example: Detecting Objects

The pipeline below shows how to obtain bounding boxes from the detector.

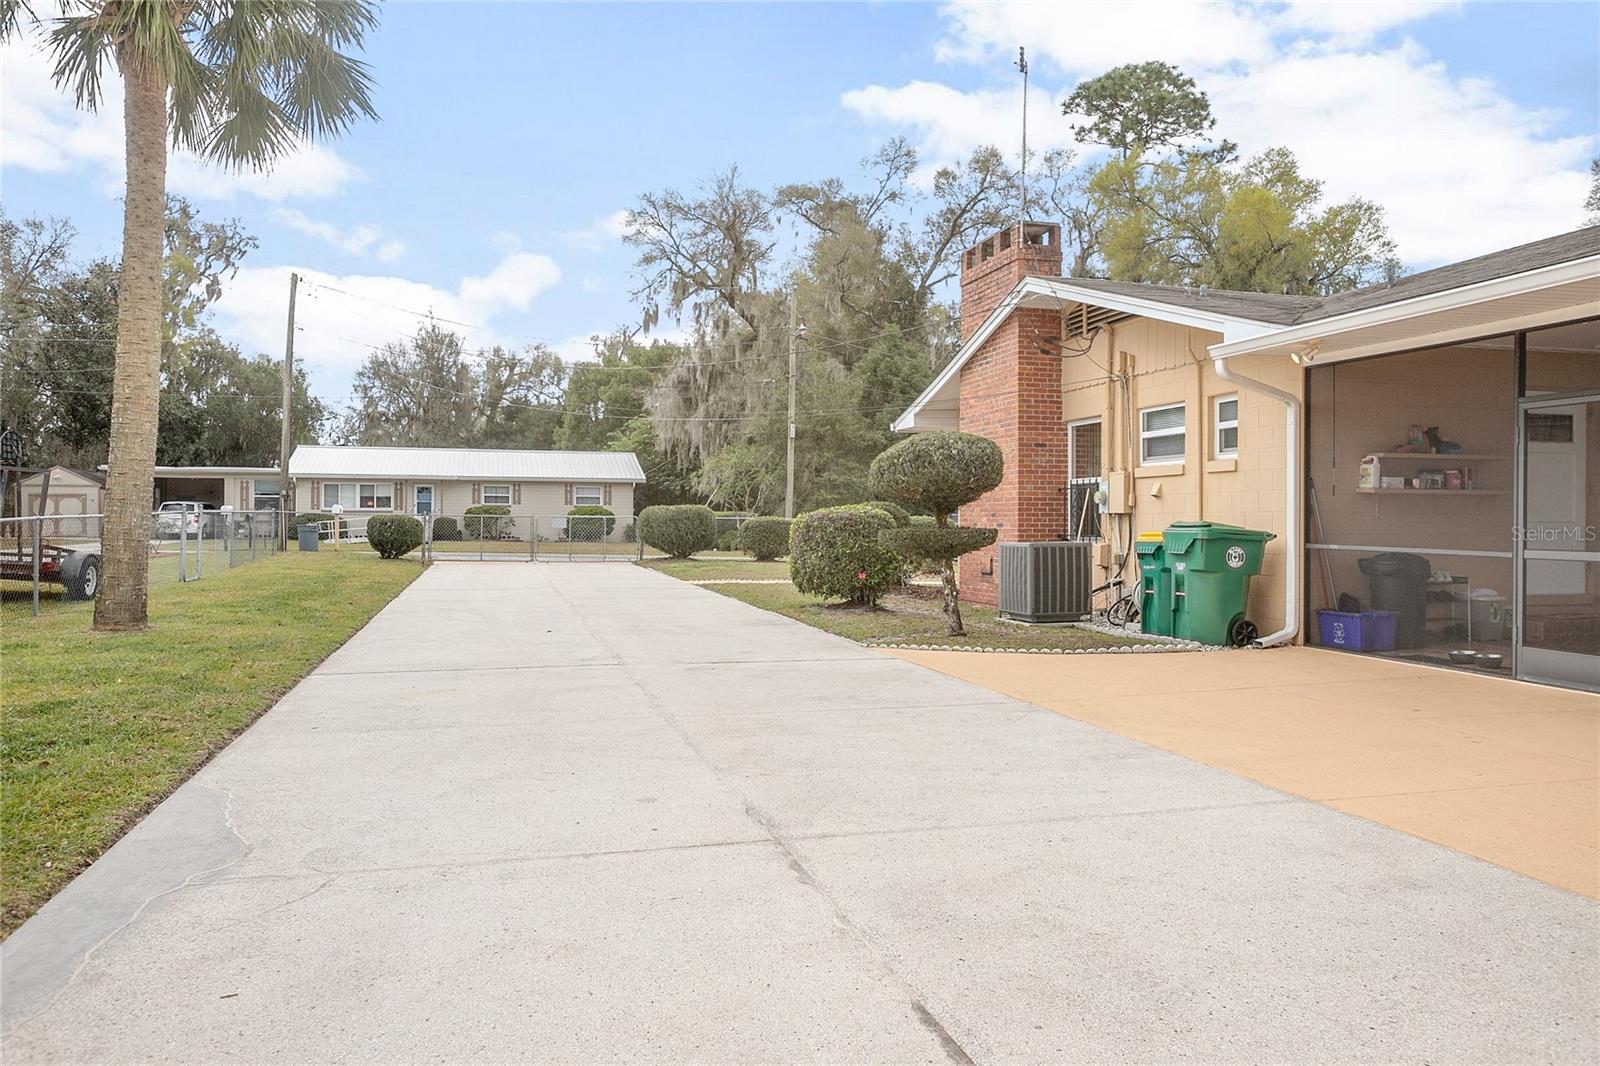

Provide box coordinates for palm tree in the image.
[1,1,379,629]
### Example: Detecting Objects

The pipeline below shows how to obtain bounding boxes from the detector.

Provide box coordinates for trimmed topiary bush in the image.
[868,431,1004,635]
[565,505,616,542]
[789,505,902,606]
[863,500,912,527]
[463,504,513,539]
[741,516,792,561]
[429,515,461,541]
[366,514,424,559]
[638,504,717,558]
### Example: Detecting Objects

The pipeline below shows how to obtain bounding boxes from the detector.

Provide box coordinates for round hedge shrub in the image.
[863,500,911,527]
[366,514,424,559]
[879,525,996,566]
[789,505,902,606]
[291,512,333,540]
[741,516,792,561]
[566,505,616,542]
[429,515,461,541]
[463,504,513,539]
[867,431,1004,516]
[638,504,717,558]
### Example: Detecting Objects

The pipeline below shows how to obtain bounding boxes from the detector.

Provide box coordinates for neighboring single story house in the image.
[153,465,283,513]
[895,221,1599,691]
[284,445,647,520]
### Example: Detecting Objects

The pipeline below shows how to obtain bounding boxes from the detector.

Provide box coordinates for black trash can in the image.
[1358,552,1431,648]
[296,524,320,552]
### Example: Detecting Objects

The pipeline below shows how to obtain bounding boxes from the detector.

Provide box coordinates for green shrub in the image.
[880,525,996,566]
[291,512,333,540]
[428,515,461,541]
[868,432,1004,636]
[908,514,936,527]
[366,514,424,559]
[638,504,717,558]
[565,505,616,542]
[621,521,637,543]
[789,505,902,606]
[867,431,1004,516]
[741,517,791,560]
[863,500,911,527]
[463,504,513,539]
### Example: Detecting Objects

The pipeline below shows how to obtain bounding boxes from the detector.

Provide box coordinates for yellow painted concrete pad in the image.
[889,645,1600,898]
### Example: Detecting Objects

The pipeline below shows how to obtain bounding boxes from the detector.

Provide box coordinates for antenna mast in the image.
[1016,46,1029,224]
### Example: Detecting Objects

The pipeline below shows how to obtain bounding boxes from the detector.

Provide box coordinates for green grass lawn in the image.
[0,552,422,936]
[637,557,793,581]
[671,571,1155,652]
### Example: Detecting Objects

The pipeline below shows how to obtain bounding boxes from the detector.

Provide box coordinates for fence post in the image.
[423,513,432,565]
[178,518,187,581]
[196,518,204,579]
[31,515,41,616]
[226,514,235,569]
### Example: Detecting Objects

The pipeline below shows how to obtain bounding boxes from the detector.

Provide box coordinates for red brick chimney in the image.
[959,222,1063,342]
[955,222,1066,606]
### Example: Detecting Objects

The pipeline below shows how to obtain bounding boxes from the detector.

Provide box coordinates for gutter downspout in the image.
[1214,354,1300,648]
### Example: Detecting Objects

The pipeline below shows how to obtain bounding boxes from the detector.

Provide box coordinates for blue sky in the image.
[3,1,1596,408]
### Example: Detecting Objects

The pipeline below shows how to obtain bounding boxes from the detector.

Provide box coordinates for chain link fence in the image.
[1,508,285,616]
[421,512,642,562]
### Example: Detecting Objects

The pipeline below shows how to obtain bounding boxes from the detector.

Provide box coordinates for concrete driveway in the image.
[3,564,1596,1064]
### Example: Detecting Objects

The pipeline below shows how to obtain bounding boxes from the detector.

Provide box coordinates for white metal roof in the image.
[287,445,647,483]
[153,466,281,477]
[892,276,1283,432]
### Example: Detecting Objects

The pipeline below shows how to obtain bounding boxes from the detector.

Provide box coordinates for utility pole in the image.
[276,271,298,549]
[785,286,802,519]
[1017,45,1029,223]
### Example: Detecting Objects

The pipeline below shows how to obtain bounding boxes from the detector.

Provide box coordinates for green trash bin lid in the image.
[1163,521,1274,555]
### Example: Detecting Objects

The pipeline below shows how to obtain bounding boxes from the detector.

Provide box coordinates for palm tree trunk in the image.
[93,57,168,631]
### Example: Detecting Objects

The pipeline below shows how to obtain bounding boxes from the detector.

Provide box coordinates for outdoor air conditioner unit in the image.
[998,541,1093,623]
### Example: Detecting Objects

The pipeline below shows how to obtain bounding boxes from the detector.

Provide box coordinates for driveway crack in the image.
[535,567,979,1066]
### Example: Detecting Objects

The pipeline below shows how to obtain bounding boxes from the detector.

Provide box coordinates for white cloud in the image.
[210,251,564,394]
[275,209,407,262]
[1274,1,1461,44]
[562,210,632,251]
[0,28,362,202]
[844,1,1594,265]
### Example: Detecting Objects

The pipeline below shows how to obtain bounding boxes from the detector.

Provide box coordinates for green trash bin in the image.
[1134,532,1173,636]
[1162,521,1275,646]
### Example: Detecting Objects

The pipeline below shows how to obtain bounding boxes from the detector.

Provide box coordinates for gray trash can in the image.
[297,524,320,552]
[1359,552,1431,648]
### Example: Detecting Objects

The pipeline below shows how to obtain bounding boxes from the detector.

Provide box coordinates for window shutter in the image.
[513,483,521,505]
[472,483,480,504]
[603,484,612,506]
[239,480,249,508]
[564,483,573,506]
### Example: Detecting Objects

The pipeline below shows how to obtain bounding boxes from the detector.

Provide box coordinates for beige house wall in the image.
[1061,319,1301,637]
[296,477,637,520]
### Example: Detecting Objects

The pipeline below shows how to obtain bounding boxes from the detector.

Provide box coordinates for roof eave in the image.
[890,276,1281,432]
[1209,253,1600,363]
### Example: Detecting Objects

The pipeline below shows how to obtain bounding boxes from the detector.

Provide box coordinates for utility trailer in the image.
[0,541,101,600]
[0,445,103,602]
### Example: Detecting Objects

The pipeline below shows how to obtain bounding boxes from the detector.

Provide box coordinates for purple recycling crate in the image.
[1316,609,1398,652]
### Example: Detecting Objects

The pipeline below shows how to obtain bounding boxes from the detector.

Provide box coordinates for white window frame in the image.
[321,482,394,511]
[251,478,281,511]
[1139,402,1187,466]
[481,483,512,506]
[1213,393,1240,459]
[573,484,604,507]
